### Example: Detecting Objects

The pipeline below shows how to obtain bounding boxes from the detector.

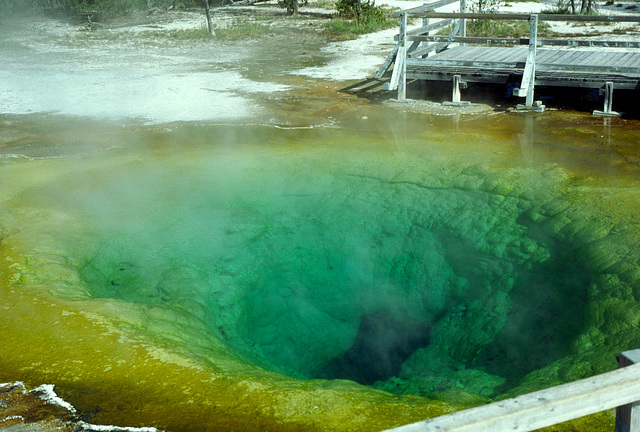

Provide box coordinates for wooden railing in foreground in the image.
[381,349,640,432]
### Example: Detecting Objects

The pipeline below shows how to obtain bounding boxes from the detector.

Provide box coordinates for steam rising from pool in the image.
[75,159,589,397]
[0,120,609,403]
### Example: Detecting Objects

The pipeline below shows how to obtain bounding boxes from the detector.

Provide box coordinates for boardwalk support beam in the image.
[594,81,621,117]
[443,75,471,106]
[398,12,408,101]
[459,0,466,42]
[375,43,400,79]
[516,14,544,112]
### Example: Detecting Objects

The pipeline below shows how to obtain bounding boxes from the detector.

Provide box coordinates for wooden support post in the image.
[420,3,431,87]
[398,12,408,102]
[443,75,470,106]
[516,14,544,112]
[604,81,613,113]
[376,43,400,79]
[616,350,640,432]
[460,0,466,46]
[422,9,430,54]
[594,82,621,116]
[452,74,461,103]
[525,13,537,106]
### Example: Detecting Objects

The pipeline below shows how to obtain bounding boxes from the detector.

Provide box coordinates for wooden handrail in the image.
[408,35,640,48]
[409,11,640,22]
[406,19,455,37]
[381,350,640,432]
[402,0,461,15]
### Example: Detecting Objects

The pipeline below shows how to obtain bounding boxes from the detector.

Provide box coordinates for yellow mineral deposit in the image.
[1,112,639,432]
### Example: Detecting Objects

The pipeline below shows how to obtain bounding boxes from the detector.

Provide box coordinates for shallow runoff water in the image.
[2,13,640,432]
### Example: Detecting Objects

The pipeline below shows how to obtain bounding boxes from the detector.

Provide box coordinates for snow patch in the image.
[77,421,160,432]
[31,384,77,413]
[0,415,24,423]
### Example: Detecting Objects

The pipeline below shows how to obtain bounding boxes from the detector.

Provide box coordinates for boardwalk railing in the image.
[381,349,640,432]
[378,5,640,112]
[377,0,466,100]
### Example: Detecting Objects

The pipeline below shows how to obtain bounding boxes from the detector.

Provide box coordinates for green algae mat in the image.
[1,111,639,431]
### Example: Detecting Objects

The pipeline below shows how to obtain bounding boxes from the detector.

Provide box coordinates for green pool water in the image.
[1,111,639,431]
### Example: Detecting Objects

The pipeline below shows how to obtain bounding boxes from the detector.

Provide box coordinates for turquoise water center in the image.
[1,112,640,431]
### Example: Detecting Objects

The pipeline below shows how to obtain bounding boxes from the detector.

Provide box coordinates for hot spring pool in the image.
[1,111,640,431]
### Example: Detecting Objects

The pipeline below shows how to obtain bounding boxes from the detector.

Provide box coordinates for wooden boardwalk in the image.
[375,4,640,114]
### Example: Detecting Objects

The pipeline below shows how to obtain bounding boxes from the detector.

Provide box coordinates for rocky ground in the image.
[0,382,160,432]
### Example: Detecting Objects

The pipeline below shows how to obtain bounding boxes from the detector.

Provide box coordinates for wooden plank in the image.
[517,14,537,102]
[624,53,640,68]
[405,68,640,89]
[339,78,385,93]
[407,40,422,54]
[484,47,522,62]
[536,48,570,64]
[516,17,533,99]
[450,46,511,61]
[618,52,640,67]
[397,50,407,99]
[544,49,581,66]
[436,45,483,58]
[382,361,640,432]
[407,42,480,59]
[402,0,461,16]
[561,40,640,48]
[413,12,640,22]
[407,43,446,58]
[410,51,640,74]
[413,58,523,68]
[537,62,640,74]
[452,74,461,102]
[616,350,640,432]
[565,49,600,66]
[417,46,527,64]
[408,35,640,48]
[398,12,408,101]
[460,0,466,38]
[375,42,400,79]
[407,19,455,36]
[470,48,504,62]
[410,21,461,57]
[604,81,614,113]
[613,52,634,68]
[525,15,538,106]
[559,49,586,64]
[409,35,526,44]
[388,46,405,90]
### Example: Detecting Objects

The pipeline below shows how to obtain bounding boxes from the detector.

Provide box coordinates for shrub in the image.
[335,0,383,22]
[278,0,307,15]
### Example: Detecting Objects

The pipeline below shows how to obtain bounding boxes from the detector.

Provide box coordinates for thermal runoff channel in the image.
[1,117,639,432]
